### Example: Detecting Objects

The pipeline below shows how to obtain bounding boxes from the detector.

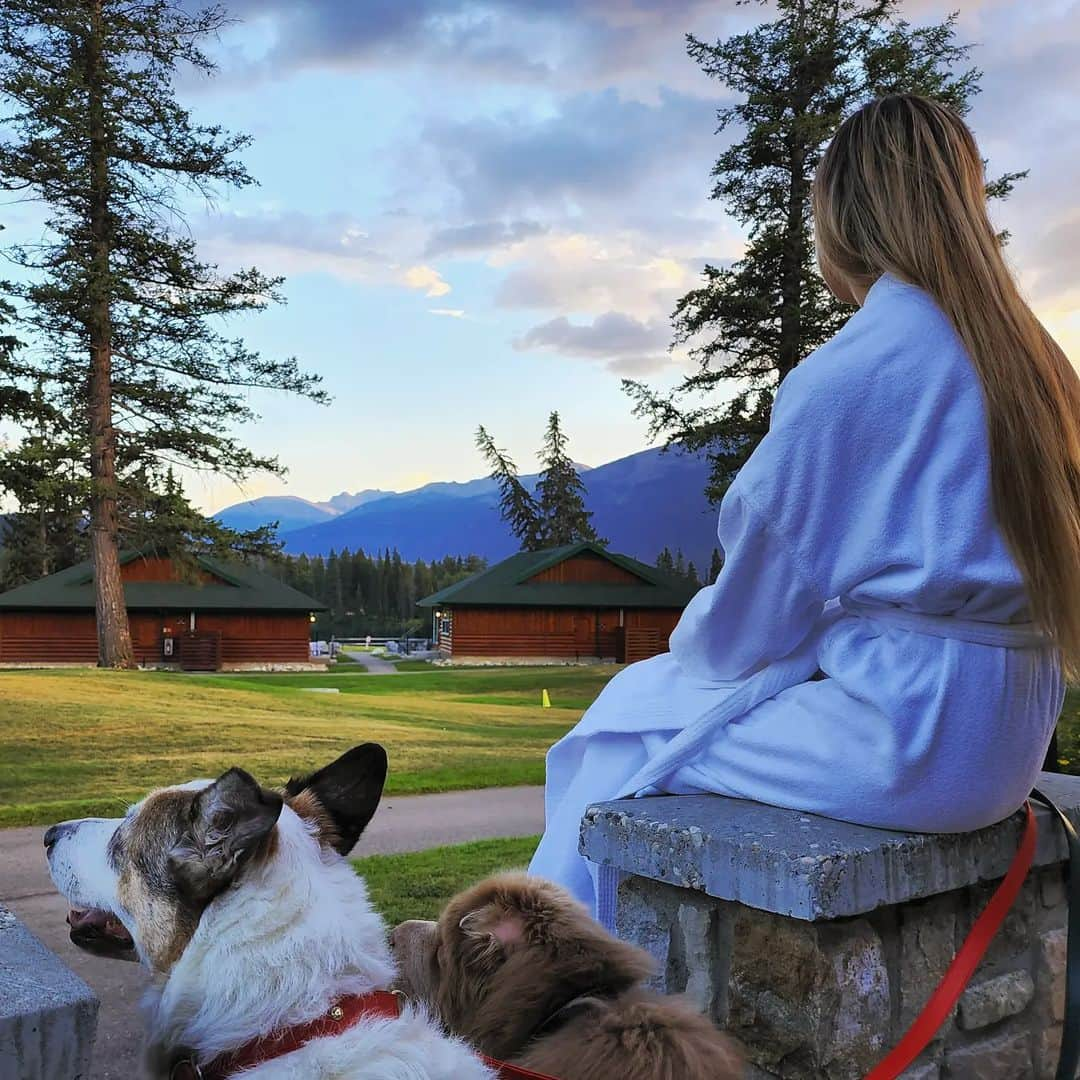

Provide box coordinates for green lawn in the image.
[1052,688,1080,771]
[354,835,540,926]
[4,667,1078,832]
[0,666,615,828]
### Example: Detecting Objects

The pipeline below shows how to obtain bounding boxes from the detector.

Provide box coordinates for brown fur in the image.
[285,788,342,851]
[391,874,743,1080]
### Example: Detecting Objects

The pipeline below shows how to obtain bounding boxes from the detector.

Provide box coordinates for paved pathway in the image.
[1,785,544,1079]
[343,650,399,674]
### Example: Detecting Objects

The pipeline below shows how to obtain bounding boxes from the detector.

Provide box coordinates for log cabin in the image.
[418,541,698,664]
[0,552,326,671]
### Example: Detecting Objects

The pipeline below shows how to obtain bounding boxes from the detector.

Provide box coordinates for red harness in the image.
[168,990,556,1080]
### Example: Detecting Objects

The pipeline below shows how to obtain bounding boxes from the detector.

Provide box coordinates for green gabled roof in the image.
[418,542,697,610]
[0,551,327,612]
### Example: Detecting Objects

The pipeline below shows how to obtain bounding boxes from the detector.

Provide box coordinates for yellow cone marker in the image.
[542,689,551,709]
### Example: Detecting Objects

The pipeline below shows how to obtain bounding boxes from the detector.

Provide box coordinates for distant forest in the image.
[277,544,715,640]
[276,549,486,639]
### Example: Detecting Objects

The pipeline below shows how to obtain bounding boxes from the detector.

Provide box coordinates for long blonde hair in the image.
[813,93,1080,678]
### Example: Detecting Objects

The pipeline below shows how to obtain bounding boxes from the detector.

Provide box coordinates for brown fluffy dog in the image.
[391,874,743,1080]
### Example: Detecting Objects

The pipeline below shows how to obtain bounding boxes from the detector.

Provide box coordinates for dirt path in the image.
[0,785,545,1079]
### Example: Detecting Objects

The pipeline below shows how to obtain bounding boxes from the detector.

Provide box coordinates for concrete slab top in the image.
[0,903,99,1021]
[579,771,1080,921]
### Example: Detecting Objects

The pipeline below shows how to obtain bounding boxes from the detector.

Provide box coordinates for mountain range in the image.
[215,445,721,569]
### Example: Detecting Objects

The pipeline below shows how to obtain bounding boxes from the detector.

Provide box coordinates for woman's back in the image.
[732,272,1030,624]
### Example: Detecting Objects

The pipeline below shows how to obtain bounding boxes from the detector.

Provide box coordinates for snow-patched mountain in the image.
[222,446,720,569]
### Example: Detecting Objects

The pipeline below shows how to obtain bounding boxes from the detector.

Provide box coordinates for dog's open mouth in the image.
[66,907,137,961]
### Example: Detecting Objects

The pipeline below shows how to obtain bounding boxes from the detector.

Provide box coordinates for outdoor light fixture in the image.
[309,613,317,623]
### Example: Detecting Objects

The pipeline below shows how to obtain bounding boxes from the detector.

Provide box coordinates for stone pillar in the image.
[579,772,1079,1080]
[0,904,99,1080]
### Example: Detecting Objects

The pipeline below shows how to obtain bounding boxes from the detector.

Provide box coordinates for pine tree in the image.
[0,0,326,666]
[656,547,675,574]
[478,414,602,551]
[476,425,542,551]
[709,547,724,583]
[120,465,281,564]
[0,382,84,585]
[534,412,604,548]
[624,0,1024,502]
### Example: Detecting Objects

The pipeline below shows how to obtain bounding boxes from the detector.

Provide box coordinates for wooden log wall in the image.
[0,610,312,666]
[444,605,682,662]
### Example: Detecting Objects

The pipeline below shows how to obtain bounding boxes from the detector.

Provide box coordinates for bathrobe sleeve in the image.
[668,487,826,681]
[670,284,974,683]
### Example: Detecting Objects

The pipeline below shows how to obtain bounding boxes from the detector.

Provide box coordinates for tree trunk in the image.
[86,0,133,669]
[38,498,48,579]
[778,147,806,383]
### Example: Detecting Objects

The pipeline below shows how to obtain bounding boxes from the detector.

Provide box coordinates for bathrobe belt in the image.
[594,598,1051,930]
[838,596,1048,649]
[613,597,1049,804]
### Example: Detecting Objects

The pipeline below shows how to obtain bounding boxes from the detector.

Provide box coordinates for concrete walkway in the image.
[1,785,544,1079]
[344,650,399,674]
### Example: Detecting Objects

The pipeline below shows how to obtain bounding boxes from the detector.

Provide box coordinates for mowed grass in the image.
[0,666,616,828]
[354,835,540,926]
[6,667,1078,831]
[1052,688,1080,772]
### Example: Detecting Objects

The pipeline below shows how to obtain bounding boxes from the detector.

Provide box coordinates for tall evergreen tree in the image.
[708,547,724,584]
[0,403,85,586]
[118,465,280,564]
[0,0,326,666]
[476,425,542,551]
[534,412,604,548]
[625,0,1023,502]
[478,413,603,551]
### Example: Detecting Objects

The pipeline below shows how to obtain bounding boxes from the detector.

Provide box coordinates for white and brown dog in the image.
[44,744,494,1080]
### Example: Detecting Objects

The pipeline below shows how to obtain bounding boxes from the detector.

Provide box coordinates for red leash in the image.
[864,800,1038,1080]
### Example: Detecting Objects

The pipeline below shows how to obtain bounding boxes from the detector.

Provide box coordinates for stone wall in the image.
[580,774,1079,1080]
[0,904,99,1080]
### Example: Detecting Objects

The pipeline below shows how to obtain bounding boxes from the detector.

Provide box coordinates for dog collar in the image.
[169,990,563,1080]
[480,1055,562,1079]
[168,990,404,1080]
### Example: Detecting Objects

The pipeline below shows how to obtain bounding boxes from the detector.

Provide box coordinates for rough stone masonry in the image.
[579,772,1080,1079]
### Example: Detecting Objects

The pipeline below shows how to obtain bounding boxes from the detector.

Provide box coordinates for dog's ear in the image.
[460,905,526,950]
[284,743,387,855]
[169,768,283,903]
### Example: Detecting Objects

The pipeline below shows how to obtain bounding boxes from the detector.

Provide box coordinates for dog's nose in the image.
[44,822,73,851]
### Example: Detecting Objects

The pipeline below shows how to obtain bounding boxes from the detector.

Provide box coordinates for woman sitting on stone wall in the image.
[530,93,1080,921]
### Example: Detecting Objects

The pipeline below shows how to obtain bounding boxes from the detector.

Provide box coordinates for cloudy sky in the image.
[9,0,1079,512]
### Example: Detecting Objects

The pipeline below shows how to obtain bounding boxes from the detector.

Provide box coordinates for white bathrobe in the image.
[529,274,1065,918]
